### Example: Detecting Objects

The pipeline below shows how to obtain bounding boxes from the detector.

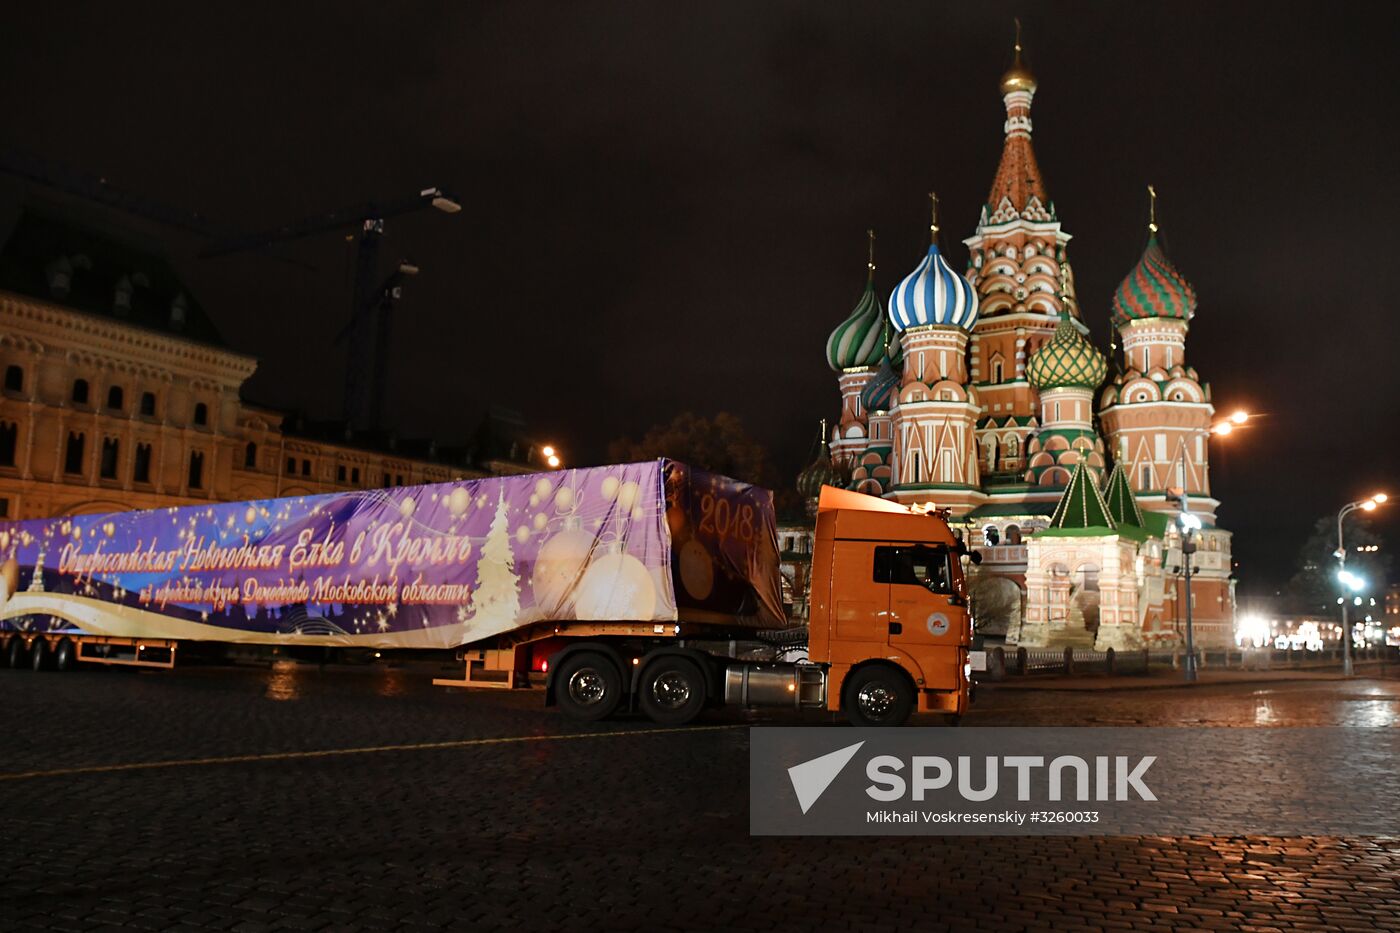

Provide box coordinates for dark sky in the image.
[2,2,1396,594]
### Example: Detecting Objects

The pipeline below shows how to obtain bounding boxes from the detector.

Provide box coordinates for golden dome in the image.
[999,20,1037,95]
[1000,49,1036,95]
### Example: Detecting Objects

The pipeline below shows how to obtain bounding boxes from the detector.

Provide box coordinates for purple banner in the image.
[0,462,679,649]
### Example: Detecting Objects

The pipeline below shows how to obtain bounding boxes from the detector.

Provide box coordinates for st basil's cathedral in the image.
[806,37,1236,650]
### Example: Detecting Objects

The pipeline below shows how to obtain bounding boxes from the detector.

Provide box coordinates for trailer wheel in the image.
[638,657,706,726]
[30,637,49,672]
[54,638,76,672]
[842,664,913,727]
[554,652,623,722]
[4,637,24,670]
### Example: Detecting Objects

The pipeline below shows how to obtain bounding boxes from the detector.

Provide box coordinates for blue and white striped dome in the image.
[887,244,979,332]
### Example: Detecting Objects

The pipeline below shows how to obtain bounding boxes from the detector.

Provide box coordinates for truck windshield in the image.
[874,545,952,594]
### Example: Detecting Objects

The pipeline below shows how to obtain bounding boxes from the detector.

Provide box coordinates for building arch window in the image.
[286,456,296,475]
[100,438,120,479]
[64,432,85,474]
[1005,524,1022,545]
[1140,464,1152,489]
[0,421,16,466]
[133,443,152,483]
[1004,435,1019,460]
[4,366,22,393]
[991,359,1003,382]
[106,385,124,410]
[188,451,205,489]
[140,392,157,416]
[72,379,90,404]
[351,467,360,483]
[1053,401,1061,423]
[983,524,1000,546]
[244,442,258,469]
[193,402,208,426]
[337,465,347,483]
[301,459,311,476]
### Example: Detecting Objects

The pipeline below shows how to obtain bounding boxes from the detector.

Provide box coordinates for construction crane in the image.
[200,187,462,434]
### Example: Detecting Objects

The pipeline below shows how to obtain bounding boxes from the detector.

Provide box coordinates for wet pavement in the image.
[1,663,1398,931]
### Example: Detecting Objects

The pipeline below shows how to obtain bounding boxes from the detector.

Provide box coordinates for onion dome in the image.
[860,352,900,413]
[825,279,885,371]
[1111,234,1197,326]
[826,231,885,372]
[1027,312,1107,391]
[888,244,979,332]
[1000,29,1037,95]
[796,439,838,500]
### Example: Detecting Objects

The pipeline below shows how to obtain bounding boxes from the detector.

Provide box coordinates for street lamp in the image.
[1174,509,1204,681]
[1336,493,1387,676]
[1163,409,1248,682]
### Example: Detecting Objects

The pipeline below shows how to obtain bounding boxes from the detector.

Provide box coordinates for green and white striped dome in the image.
[826,279,885,372]
[1027,312,1107,391]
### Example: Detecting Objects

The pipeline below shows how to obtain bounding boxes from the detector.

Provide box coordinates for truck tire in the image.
[30,637,49,672]
[54,638,76,672]
[842,664,913,727]
[554,652,623,722]
[638,656,706,726]
[4,637,24,670]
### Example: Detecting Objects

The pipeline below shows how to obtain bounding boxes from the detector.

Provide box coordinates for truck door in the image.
[874,544,964,684]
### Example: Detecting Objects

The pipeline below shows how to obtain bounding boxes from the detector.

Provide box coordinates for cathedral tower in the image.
[963,28,1082,483]
[1024,305,1108,487]
[825,231,885,467]
[886,195,982,512]
[1098,189,1218,524]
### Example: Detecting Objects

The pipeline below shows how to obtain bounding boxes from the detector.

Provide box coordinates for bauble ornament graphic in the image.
[574,551,658,621]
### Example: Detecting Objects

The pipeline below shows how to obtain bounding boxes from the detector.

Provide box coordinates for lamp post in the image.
[1336,493,1387,676]
[1161,410,1247,682]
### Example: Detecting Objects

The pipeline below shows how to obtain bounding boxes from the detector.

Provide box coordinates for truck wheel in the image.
[30,638,49,672]
[842,664,913,727]
[638,657,706,726]
[4,637,24,670]
[555,652,623,722]
[54,638,76,672]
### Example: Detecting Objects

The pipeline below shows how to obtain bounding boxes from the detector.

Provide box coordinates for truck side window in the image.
[873,545,951,594]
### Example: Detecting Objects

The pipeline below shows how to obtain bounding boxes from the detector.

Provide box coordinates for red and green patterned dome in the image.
[1027,313,1107,391]
[1111,235,1197,326]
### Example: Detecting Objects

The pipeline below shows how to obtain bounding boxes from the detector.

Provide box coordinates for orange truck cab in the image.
[807,486,974,725]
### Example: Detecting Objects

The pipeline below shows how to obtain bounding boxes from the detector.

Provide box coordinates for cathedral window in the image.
[193,402,208,426]
[992,360,1003,382]
[106,386,124,410]
[140,392,157,416]
[1140,464,1152,489]
[245,442,258,469]
[4,366,22,393]
[71,379,89,405]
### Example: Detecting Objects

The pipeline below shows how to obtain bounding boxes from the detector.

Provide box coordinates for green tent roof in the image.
[1041,461,1115,535]
[1102,462,1146,528]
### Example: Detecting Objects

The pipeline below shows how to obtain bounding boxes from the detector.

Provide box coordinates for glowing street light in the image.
[1336,492,1388,675]
[547,455,561,468]
[1230,410,1248,424]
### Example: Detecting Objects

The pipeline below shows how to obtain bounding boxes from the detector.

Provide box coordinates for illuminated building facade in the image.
[821,37,1235,648]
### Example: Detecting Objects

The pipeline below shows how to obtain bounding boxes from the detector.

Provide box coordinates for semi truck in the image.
[0,460,976,726]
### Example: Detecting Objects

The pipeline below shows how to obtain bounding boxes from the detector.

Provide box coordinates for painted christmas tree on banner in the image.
[464,491,520,639]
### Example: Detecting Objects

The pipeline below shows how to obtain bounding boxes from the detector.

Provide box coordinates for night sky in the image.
[2,3,1396,594]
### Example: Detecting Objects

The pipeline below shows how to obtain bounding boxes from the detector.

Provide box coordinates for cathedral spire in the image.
[987,21,1049,219]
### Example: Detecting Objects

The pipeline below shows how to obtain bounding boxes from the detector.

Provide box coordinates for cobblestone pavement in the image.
[2,664,1398,931]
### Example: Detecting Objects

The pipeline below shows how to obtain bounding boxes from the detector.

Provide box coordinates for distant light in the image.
[1213,422,1234,436]
[422,187,462,213]
[1363,500,1377,511]
[1373,493,1389,504]
[1231,410,1249,424]
[398,261,420,276]
[542,446,555,458]
[547,455,561,468]
[1355,596,1364,606]
[1177,513,1202,532]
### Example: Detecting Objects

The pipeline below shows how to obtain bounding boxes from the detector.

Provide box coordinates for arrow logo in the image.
[787,741,865,814]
